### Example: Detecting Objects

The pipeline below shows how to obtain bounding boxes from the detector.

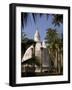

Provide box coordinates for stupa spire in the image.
[34,29,40,42]
[42,40,46,48]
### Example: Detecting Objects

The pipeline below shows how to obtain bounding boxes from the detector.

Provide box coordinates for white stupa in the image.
[34,30,41,42]
[22,30,50,72]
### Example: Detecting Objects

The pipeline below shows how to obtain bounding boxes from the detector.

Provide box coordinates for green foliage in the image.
[21,13,49,28]
[21,31,35,58]
[45,28,63,53]
[21,13,29,28]
[52,14,63,26]
[21,13,63,29]
[45,28,63,72]
[45,28,59,45]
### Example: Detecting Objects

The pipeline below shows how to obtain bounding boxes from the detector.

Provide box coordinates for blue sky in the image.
[22,13,63,41]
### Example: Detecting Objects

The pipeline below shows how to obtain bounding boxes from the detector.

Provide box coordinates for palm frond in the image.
[21,13,29,28]
[52,14,63,26]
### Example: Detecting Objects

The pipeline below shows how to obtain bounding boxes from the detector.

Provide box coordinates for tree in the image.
[21,13,63,74]
[52,14,63,26]
[45,28,63,73]
[21,13,63,29]
[45,28,58,44]
[21,31,35,58]
[21,13,49,28]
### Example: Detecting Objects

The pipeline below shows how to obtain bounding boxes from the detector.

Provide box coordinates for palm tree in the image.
[21,13,63,28]
[52,14,63,26]
[21,13,43,28]
[57,34,63,73]
[21,13,63,74]
[21,31,35,58]
[45,28,63,74]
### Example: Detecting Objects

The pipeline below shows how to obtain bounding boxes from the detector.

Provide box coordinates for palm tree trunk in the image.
[61,53,63,73]
[55,49,58,73]
[40,47,43,73]
[58,51,61,74]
